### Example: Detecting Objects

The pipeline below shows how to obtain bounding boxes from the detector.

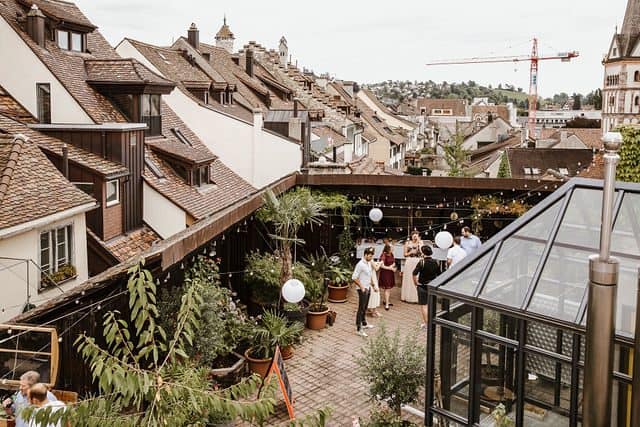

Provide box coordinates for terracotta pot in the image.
[306,308,329,330]
[327,284,349,303]
[244,348,272,378]
[281,345,294,360]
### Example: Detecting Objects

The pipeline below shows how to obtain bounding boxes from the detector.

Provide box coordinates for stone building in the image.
[215,16,234,53]
[602,0,640,132]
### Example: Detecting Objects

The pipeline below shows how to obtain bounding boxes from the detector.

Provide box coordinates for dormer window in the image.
[192,165,210,187]
[56,29,84,52]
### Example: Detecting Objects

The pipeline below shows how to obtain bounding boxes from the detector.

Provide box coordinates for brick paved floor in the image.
[260,284,428,426]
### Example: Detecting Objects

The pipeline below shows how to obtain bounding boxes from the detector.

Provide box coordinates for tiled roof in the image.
[104,226,160,262]
[84,59,175,87]
[358,102,406,146]
[359,88,417,128]
[548,128,603,150]
[146,137,217,165]
[0,114,128,178]
[0,0,126,123]
[0,85,36,123]
[312,125,348,146]
[578,152,605,179]
[417,98,467,116]
[215,19,234,39]
[0,131,95,229]
[349,156,404,175]
[16,0,96,29]
[142,101,256,220]
[471,105,510,123]
[506,148,594,179]
[128,38,254,122]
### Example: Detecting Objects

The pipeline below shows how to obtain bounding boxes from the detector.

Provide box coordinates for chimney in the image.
[187,23,199,50]
[293,98,299,118]
[26,5,46,48]
[560,130,568,141]
[245,49,254,77]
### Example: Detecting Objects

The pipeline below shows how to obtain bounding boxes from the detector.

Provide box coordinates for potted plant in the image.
[244,251,282,314]
[158,256,253,383]
[245,310,304,376]
[302,253,330,330]
[327,263,352,303]
[281,302,307,325]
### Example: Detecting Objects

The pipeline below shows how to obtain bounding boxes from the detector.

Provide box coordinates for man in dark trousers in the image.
[352,247,377,337]
[413,245,440,329]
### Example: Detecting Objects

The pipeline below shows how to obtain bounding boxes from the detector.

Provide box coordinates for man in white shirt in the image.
[27,383,65,427]
[460,226,481,255]
[352,247,378,337]
[447,236,467,268]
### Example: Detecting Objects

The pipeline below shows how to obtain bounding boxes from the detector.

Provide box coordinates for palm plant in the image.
[256,188,325,286]
[252,310,304,359]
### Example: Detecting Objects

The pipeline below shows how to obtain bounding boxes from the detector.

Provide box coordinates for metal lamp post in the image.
[583,131,622,427]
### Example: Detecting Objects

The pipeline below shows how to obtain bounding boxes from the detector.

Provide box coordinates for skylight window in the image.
[172,128,193,147]
[145,156,165,179]
[531,168,541,175]
[559,168,569,175]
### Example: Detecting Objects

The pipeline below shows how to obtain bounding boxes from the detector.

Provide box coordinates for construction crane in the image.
[425,38,579,138]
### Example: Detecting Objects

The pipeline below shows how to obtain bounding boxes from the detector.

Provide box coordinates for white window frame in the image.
[39,224,73,276]
[106,180,120,207]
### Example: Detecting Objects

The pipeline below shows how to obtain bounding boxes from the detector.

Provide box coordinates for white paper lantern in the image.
[282,278,305,303]
[369,208,383,223]
[435,231,453,249]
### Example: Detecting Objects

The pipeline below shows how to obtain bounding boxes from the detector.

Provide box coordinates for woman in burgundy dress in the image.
[378,244,397,310]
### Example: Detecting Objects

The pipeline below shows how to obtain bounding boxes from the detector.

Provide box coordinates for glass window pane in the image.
[106,180,118,204]
[66,225,73,265]
[554,188,609,250]
[56,228,66,267]
[529,245,591,323]
[57,30,68,49]
[441,250,492,296]
[514,198,562,241]
[611,193,640,257]
[141,95,151,116]
[71,33,82,51]
[150,94,160,116]
[40,232,50,273]
[480,237,544,308]
[615,255,638,337]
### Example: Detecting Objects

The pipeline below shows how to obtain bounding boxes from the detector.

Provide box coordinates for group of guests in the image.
[351,226,481,336]
[2,371,65,427]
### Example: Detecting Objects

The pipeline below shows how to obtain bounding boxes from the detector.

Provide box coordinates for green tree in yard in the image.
[443,122,470,177]
[25,261,277,427]
[616,125,640,183]
[572,93,582,110]
[497,151,511,178]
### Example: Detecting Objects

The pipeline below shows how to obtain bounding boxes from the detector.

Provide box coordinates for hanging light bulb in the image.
[180,262,184,270]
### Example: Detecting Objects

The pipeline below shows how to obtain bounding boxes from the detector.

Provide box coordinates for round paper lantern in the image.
[369,208,383,223]
[282,278,305,303]
[435,231,453,249]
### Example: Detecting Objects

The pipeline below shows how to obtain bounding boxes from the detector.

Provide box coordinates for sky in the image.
[75,0,628,98]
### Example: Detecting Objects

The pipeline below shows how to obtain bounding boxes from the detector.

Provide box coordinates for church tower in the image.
[279,36,288,69]
[215,16,235,53]
[602,0,640,132]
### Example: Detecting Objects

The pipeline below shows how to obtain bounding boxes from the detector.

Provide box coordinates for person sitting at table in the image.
[401,231,422,303]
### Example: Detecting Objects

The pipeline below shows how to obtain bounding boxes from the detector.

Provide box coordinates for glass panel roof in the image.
[554,188,603,250]
[530,245,590,323]
[442,250,492,296]
[480,237,545,308]
[433,181,640,338]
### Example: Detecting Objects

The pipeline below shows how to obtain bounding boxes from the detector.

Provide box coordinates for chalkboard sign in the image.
[268,346,294,419]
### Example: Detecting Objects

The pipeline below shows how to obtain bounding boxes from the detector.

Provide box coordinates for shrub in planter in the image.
[361,403,417,427]
[244,251,282,307]
[281,302,307,325]
[247,310,303,375]
[158,256,253,371]
[300,255,330,329]
[41,264,77,288]
[357,324,425,414]
[327,264,352,303]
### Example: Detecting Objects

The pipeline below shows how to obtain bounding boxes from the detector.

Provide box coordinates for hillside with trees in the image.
[366,80,602,111]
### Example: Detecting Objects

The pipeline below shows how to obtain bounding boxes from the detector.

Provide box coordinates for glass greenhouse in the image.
[425,178,640,426]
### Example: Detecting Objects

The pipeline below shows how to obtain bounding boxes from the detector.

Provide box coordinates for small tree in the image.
[357,324,425,414]
[257,188,325,285]
[616,125,640,183]
[497,152,511,178]
[443,122,470,177]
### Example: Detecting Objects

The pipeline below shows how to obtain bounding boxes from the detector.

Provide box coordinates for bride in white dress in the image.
[401,231,421,303]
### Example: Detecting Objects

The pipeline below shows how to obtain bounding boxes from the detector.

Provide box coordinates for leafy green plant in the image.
[244,251,282,305]
[497,151,511,178]
[443,122,470,177]
[40,264,77,288]
[302,253,330,312]
[616,125,640,183]
[159,256,253,367]
[25,260,277,426]
[357,324,425,413]
[251,310,304,359]
[362,403,416,427]
[491,403,515,427]
[327,264,351,287]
